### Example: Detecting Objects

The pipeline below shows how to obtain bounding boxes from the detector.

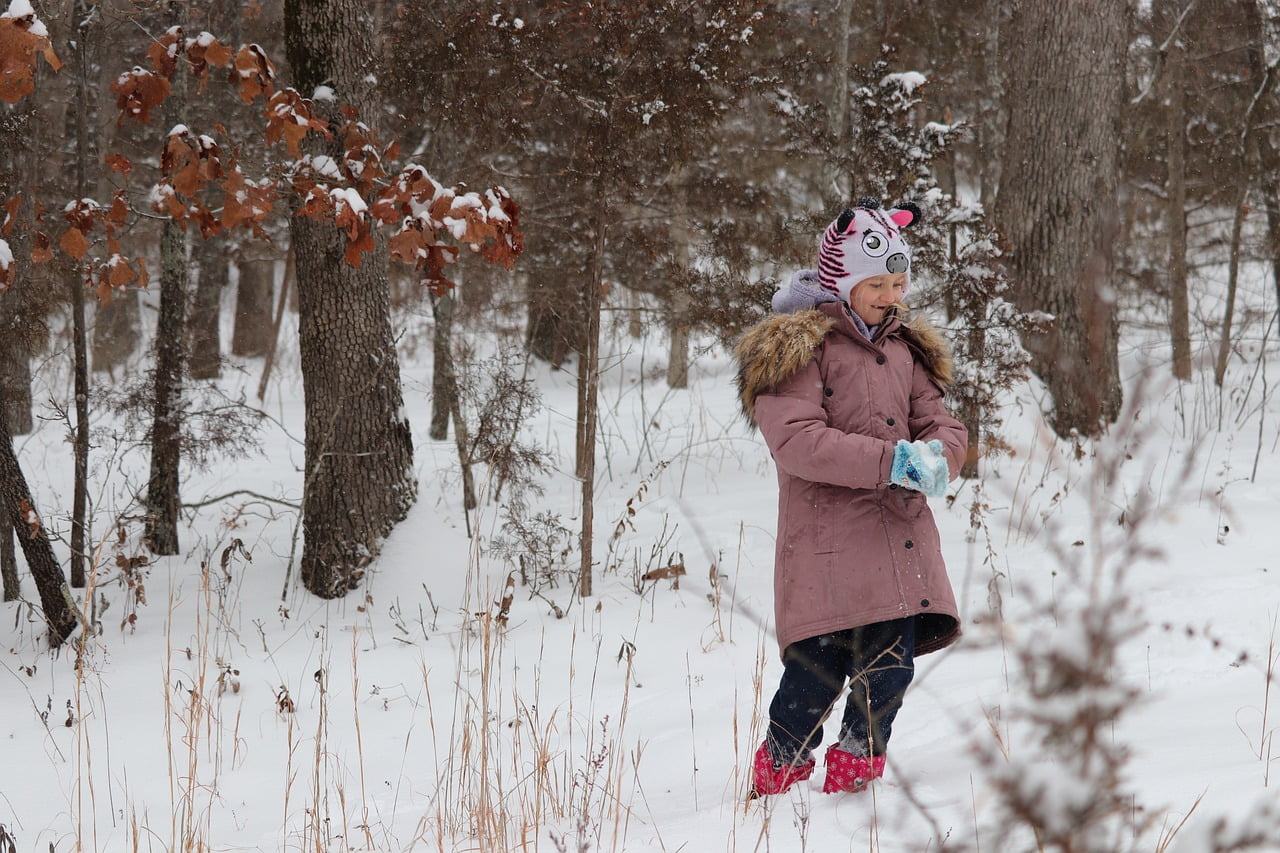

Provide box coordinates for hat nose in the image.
[886,253,909,274]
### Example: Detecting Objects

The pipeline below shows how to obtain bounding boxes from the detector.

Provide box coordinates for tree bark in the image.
[188,235,226,380]
[995,0,1126,437]
[0,511,15,602]
[577,203,606,599]
[1162,0,1192,381]
[1244,0,1280,337]
[1215,188,1248,387]
[429,289,456,441]
[0,388,78,645]
[68,0,98,586]
[231,255,274,357]
[286,0,416,598]
[145,218,189,555]
[91,290,140,376]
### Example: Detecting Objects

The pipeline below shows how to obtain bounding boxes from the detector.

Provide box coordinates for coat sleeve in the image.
[753,359,894,489]
[907,367,968,480]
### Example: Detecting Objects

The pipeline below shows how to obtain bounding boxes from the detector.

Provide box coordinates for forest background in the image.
[2,0,1280,851]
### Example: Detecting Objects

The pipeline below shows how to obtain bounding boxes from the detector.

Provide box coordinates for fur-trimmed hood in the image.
[734,306,955,425]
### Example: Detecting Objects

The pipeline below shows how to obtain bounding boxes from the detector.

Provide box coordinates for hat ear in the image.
[889,201,922,228]
[834,208,856,233]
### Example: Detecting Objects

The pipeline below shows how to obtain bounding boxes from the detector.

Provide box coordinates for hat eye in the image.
[861,231,888,257]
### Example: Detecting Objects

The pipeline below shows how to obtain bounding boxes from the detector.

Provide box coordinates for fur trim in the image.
[734,308,956,426]
[899,313,955,389]
[734,309,833,424]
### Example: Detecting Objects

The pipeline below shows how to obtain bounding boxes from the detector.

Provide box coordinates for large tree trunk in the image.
[286,0,416,598]
[144,2,191,556]
[0,388,79,645]
[995,0,1126,437]
[231,255,274,357]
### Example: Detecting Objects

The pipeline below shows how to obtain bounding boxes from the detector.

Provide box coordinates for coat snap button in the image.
[824,387,833,397]
[886,417,895,426]
[920,598,930,608]
[904,539,914,549]
[876,355,886,365]
[888,483,899,490]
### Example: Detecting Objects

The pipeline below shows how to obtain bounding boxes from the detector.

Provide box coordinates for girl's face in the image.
[848,274,907,325]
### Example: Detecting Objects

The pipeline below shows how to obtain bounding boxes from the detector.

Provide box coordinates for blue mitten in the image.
[889,439,950,498]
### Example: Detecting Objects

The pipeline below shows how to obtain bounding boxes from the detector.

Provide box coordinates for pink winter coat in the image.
[735,301,967,658]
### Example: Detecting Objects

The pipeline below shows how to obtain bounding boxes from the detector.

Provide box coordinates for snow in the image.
[0,238,11,269]
[1,236,1279,852]
[881,71,928,96]
[2,0,34,20]
[331,186,366,215]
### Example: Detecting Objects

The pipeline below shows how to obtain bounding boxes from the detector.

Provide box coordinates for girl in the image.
[735,199,966,797]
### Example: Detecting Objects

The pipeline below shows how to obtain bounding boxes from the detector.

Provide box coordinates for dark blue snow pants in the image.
[766,617,916,763]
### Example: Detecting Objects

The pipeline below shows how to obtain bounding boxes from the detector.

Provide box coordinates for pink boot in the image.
[822,746,886,794]
[750,741,815,797]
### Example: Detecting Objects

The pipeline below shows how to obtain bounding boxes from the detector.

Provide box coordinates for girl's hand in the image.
[889,439,949,498]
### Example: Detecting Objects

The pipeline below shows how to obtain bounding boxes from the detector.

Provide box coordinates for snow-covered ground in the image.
[1,261,1278,852]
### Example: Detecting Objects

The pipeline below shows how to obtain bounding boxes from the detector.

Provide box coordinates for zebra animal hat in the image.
[816,199,921,305]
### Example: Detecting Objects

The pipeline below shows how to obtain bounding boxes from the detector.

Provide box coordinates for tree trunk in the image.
[1244,0,1280,335]
[91,290,141,376]
[577,204,606,599]
[979,0,1005,212]
[145,218,189,556]
[231,255,275,357]
[525,269,579,368]
[666,190,691,390]
[256,244,294,401]
[286,0,417,598]
[429,289,456,441]
[666,290,690,389]
[1162,0,1191,381]
[188,235,226,380]
[144,2,191,556]
[1,511,15,602]
[825,0,855,206]
[0,388,78,645]
[1215,188,1248,387]
[68,0,97,587]
[994,0,1126,437]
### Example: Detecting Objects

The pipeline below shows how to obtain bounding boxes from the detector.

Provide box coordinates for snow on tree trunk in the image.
[995,0,1125,437]
[285,0,416,598]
